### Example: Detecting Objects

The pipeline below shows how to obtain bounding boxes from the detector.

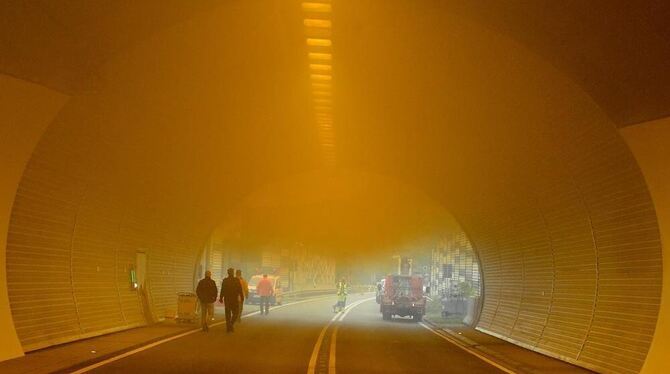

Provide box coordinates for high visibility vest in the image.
[336,282,347,296]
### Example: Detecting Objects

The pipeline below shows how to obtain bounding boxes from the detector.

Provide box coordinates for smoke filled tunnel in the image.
[1,1,670,373]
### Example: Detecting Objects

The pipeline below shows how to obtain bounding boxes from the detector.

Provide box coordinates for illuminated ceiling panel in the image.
[310,74,332,81]
[306,38,332,47]
[308,52,332,61]
[310,64,332,72]
[304,19,332,28]
[302,2,332,13]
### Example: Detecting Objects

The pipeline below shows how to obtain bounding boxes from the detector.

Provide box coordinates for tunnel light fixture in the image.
[303,2,336,166]
[302,2,332,13]
[308,52,332,61]
[311,74,332,81]
[311,83,332,90]
[306,38,332,47]
[310,64,332,72]
[304,19,332,28]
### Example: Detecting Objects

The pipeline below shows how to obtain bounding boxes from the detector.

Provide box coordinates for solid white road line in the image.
[70,296,333,374]
[418,322,518,374]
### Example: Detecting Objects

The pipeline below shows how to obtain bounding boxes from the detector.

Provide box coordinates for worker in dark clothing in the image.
[219,267,244,332]
[196,270,218,332]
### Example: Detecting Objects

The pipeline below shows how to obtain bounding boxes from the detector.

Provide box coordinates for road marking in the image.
[328,325,338,374]
[306,307,342,374]
[307,297,374,374]
[418,322,518,374]
[337,297,373,321]
[70,296,332,374]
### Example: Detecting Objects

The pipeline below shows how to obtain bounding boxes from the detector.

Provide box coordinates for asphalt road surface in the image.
[82,294,503,373]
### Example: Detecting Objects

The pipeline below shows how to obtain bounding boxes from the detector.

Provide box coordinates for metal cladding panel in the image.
[209,247,224,288]
[71,189,126,335]
[6,122,201,351]
[7,125,87,350]
[147,240,177,318]
[469,121,662,373]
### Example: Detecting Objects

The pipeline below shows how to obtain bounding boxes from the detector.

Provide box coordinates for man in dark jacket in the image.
[196,270,218,332]
[219,267,244,332]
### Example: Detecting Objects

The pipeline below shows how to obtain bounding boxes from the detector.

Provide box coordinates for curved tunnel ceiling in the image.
[1,1,667,373]
[1,1,670,125]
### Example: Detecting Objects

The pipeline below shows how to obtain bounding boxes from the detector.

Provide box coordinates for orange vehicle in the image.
[380,274,426,322]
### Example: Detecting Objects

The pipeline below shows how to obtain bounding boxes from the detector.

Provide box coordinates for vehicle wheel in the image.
[413,314,423,322]
[383,311,392,321]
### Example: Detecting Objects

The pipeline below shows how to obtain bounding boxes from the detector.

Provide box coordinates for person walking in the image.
[256,274,274,315]
[332,278,348,313]
[196,270,218,332]
[236,269,249,323]
[219,268,244,332]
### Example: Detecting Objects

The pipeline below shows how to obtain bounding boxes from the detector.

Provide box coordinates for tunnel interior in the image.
[1,1,669,373]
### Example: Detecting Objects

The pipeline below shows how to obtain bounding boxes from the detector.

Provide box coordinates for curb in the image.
[58,294,336,373]
[422,318,528,374]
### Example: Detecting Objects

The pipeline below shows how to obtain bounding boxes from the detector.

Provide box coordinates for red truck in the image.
[380,274,426,322]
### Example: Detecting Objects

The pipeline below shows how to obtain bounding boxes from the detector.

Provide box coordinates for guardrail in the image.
[283,288,335,299]
[283,285,375,299]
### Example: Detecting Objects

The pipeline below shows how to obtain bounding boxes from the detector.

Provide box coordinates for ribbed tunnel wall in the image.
[1,3,666,373]
[6,113,202,350]
[460,119,662,373]
[5,91,662,372]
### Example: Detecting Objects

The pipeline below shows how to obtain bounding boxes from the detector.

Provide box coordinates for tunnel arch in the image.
[0,2,666,373]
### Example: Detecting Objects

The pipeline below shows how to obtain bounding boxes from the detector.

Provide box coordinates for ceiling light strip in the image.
[303,1,336,166]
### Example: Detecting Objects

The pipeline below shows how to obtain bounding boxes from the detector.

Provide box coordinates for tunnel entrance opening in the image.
[196,170,484,328]
[0,1,666,371]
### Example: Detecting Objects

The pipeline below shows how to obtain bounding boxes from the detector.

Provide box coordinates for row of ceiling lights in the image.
[302,1,336,166]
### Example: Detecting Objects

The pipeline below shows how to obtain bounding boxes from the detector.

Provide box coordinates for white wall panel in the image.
[6,102,201,351]
[465,119,662,374]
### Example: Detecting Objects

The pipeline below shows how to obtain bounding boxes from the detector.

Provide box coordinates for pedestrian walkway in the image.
[1,298,592,374]
[422,319,593,374]
[0,293,331,374]
[0,309,226,374]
